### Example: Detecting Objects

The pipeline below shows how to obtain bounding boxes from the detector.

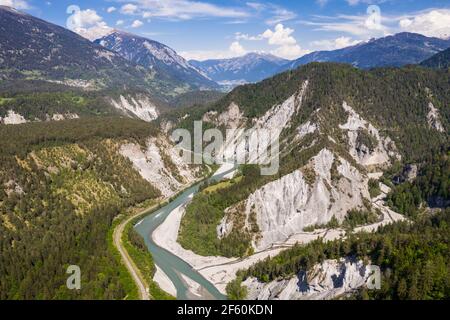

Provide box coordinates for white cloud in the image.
[398,9,450,39]
[107,6,116,13]
[311,36,361,50]
[121,3,138,15]
[0,0,29,9]
[346,0,385,5]
[131,19,143,28]
[261,23,309,59]
[235,32,263,41]
[116,0,248,20]
[301,10,390,38]
[229,41,247,55]
[66,6,112,41]
[265,7,297,25]
[116,19,124,26]
[262,23,297,46]
[180,41,247,61]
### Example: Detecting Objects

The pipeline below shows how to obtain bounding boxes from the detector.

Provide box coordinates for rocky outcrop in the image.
[48,113,80,121]
[339,101,399,168]
[427,102,444,132]
[221,148,370,251]
[217,81,309,164]
[243,258,374,300]
[297,121,318,139]
[110,94,159,122]
[119,136,197,197]
[0,110,27,125]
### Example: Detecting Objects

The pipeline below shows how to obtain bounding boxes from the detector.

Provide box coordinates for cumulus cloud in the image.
[261,24,309,59]
[121,3,138,15]
[131,19,143,28]
[229,41,247,55]
[107,6,116,13]
[66,6,112,41]
[398,9,450,39]
[0,0,29,9]
[116,19,124,26]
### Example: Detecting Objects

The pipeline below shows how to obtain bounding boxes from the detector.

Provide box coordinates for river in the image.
[134,166,235,300]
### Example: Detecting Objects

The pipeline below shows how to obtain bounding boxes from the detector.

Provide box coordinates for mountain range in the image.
[190,33,450,86]
[282,32,450,71]
[95,31,219,90]
[189,53,288,86]
[0,6,150,90]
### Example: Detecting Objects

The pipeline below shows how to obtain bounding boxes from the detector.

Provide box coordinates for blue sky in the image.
[4,0,450,60]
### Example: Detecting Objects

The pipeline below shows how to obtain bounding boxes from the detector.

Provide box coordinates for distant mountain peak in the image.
[189,52,290,87]
[95,31,218,90]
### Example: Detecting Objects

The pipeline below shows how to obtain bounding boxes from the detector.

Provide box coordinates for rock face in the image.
[110,94,159,122]
[297,121,318,139]
[0,110,27,125]
[243,258,373,300]
[427,102,445,132]
[95,31,218,90]
[221,148,370,251]
[339,101,399,168]
[119,136,198,197]
[207,81,309,164]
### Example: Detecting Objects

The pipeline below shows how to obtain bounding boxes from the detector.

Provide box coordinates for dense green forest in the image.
[386,150,449,218]
[421,48,450,70]
[0,118,161,299]
[0,83,175,121]
[169,90,225,109]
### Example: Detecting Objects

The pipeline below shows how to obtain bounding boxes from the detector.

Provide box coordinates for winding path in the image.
[113,208,157,300]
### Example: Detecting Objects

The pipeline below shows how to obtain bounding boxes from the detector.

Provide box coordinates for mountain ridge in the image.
[189,52,289,87]
[95,30,219,90]
[281,32,450,71]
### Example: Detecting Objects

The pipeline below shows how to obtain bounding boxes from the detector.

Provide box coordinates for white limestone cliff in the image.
[243,258,374,300]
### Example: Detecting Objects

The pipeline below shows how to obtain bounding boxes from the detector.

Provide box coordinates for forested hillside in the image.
[164,61,450,301]
[0,118,162,299]
[421,48,450,70]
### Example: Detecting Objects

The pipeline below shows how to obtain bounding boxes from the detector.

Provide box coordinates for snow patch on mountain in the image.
[110,94,159,122]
